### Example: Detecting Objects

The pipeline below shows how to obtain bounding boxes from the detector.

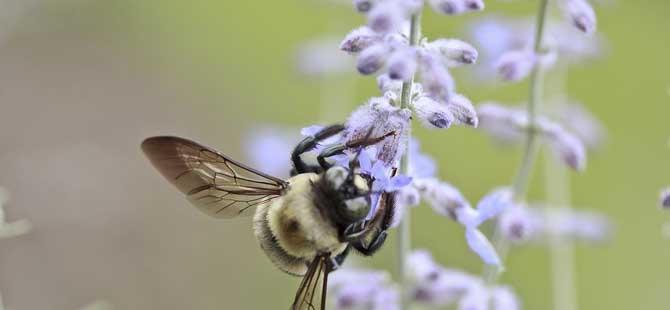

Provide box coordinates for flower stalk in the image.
[397,12,422,310]
[483,0,550,285]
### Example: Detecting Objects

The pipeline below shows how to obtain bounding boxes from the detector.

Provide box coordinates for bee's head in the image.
[325,166,372,221]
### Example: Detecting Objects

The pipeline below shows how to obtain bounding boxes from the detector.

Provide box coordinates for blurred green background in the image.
[0,0,669,309]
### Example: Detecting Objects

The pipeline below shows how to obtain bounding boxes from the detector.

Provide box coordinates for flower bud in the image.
[541,122,587,171]
[464,0,485,11]
[357,43,390,75]
[354,0,375,13]
[660,187,670,209]
[447,94,478,127]
[457,283,489,310]
[495,50,536,82]
[387,47,418,81]
[368,1,405,34]
[419,52,455,102]
[426,39,479,67]
[412,96,455,129]
[491,286,521,310]
[428,0,465,15]
[340,26,381,54]
[561,0,597,34]
[476,103,525,144]
[499,206,535,243]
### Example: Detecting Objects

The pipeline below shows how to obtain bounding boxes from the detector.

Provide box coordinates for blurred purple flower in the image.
[660,187,670,209]
[560,0,597,34]
[296,37,354,77]
[425,38,479,67]
[354,0,375,13]
[548,100,606,150]
[419,51,456,102]
[408,139,437,179]
[495,50,536,82]
[447,93,479,127]
[491,286,521,310]
[387,46,418,81]
[477,102,526,145]
[412,95,455,129]
[367,1,406,34]
[245,127,298,178]
[341,26,382,54]
[408,250,480,306]
[357,43,391,75]
[465,228,502,266]
[457,283,489,310]
[372,287,400,310]
[517,206,612,244]
[498,205,536,243]
[473,187,514,227]
[541,121,587,171]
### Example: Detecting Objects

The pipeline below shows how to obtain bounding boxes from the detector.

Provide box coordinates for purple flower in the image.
[411,95,455,129]
[464,0,485,11]
[560,0,597,34]
[491,286,521,310]
[548,100,606,150]
[465,227,502,266]
[344,97,411,166]
[387,47,418,81]
[353,0,375,13]
[328,268,394,309]
[415,178,471,219]
[495,50,537,82]
[473,187,514,227]
[428,0,466,15]
[447,93,479,127]
[523,206,612,243]
[419,51,456,102]
[498,205,536,243]
[372,287,400,310]
[408,250,479,306]
[341,26,382,54]
[660,187,670,209]
[457,283,489,310]
[357,43,391,75]
[425,38,479,67]
[476,103,526,145]
[368,1,405,34]
[296,37,353,77]
[540,121,587,171]
[245,127,297,178]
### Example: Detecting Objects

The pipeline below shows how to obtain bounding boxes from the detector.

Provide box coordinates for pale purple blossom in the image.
[412,95,455,129]
[368,1,406,34]
[340,26,381,54]
[344,96,411,166]
[428,0,466,15]
[495,50,536,82]
[465,228,502,265]
[407,139,437,178]
[354,0,375,13]
[660,187,670,209]
[541,122,587,171]
[245,127,297,178]
[296,37,354,76]
[329,268,390,309]
[387,47,418,81]
[457,284,489,310]
[447,93,479,127]
[515,206,612,244]
[560,0,597,34]
[473,187,514,226]
[425,38,479,67]
[419,51,456,102]
[477,103,526,145]
[372,287,400,310]
[408,250,480,306]
[357,43,391,75]
[548,100,606,150]
[499,205,536,243]
[491,286,521,310]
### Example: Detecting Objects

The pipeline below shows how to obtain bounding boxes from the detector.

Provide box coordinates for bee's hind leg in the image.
[291,124,345,175]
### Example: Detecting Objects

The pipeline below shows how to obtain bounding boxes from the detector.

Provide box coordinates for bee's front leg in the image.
[342,220,369,242]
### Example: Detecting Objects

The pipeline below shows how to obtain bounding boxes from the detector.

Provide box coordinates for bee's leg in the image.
[329,246,351,271]
[291,124,345,174]
[351,231,388,256]
[342,220,369,242]
[316,130,396,170]
[350,193,396,256]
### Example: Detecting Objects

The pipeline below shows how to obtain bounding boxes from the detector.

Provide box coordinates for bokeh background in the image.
[0,0,669,309]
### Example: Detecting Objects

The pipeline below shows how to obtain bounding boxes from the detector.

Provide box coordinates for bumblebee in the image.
[141,124,397,310]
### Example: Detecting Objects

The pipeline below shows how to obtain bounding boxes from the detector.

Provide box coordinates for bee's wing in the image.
[141,136,288,218]
[291,254,332,310]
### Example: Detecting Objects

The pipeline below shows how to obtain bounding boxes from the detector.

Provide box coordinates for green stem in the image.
[396,13,421,310]
[483,0,550,285]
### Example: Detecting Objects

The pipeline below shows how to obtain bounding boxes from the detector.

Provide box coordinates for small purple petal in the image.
[491,286,521,310]
[388,175,412,190]
[465,228,502,266]
[301,125,324,137]
[660,187,670,209]
[473,187,513,226]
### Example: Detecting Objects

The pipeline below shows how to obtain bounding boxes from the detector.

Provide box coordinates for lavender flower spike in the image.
[368,1,405,34]
[387,47,418,81]
[660,187,670,209]
[419,51,456,102]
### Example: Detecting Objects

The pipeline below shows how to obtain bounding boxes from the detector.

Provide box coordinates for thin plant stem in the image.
[544,67,579,310]
[483,0,550,285]
[396,12,421,310]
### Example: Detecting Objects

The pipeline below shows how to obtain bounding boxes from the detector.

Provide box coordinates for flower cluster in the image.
[329,250,521,310]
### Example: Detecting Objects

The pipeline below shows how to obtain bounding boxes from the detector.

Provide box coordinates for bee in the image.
[141,124,398,310]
